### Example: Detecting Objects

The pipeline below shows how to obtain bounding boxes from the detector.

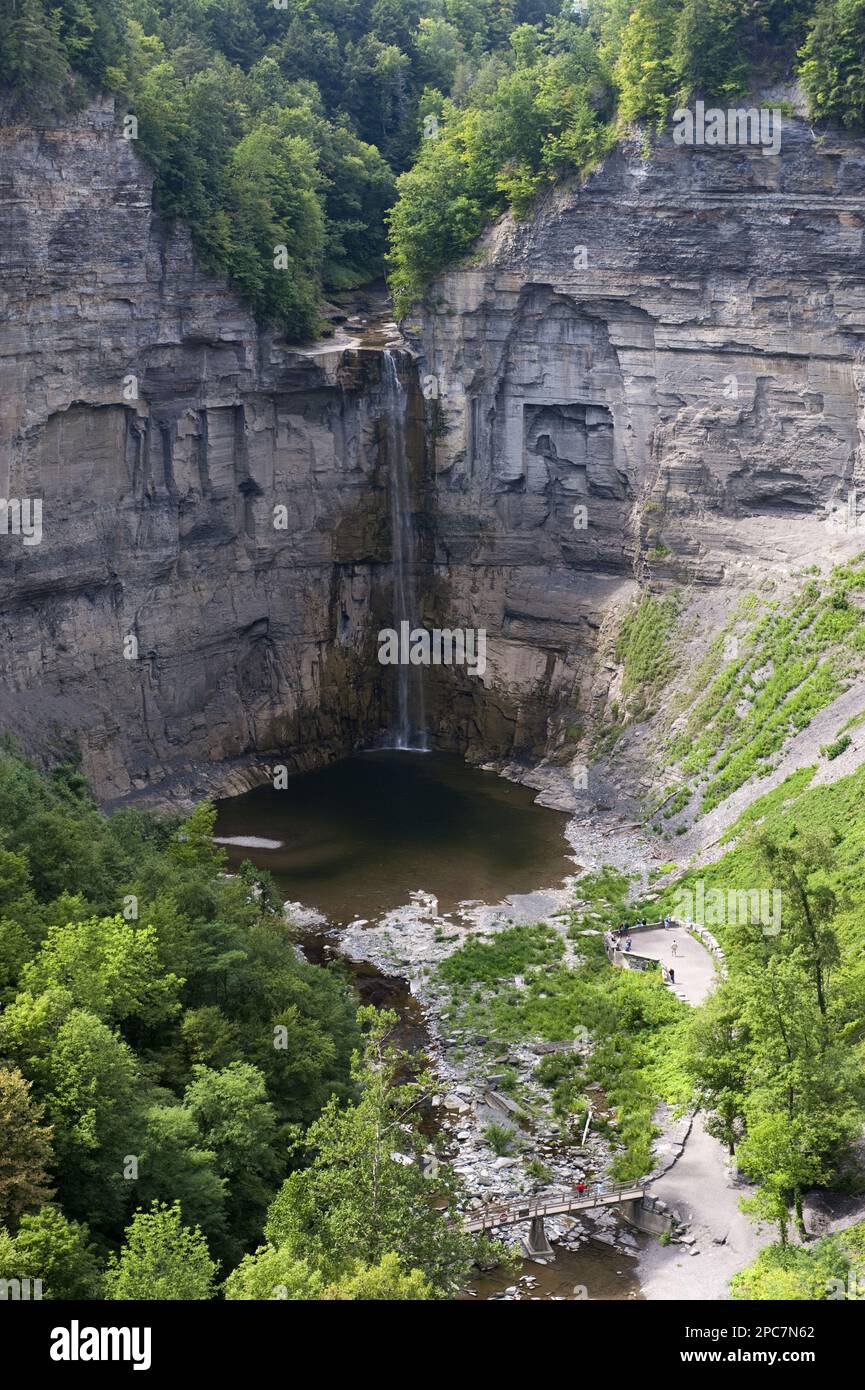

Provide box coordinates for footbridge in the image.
[463,1182,659,1257]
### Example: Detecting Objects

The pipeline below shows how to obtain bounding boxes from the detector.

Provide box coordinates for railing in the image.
[604,919,682,972]
[462,1181,650,1230]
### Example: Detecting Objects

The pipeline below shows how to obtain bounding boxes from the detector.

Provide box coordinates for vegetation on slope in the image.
[732,1219,865,1299]
[388,0,861,310]
[2,2,865,330]
[651,765,865,1248]
[653,557,865,821]
[0,0,562,337]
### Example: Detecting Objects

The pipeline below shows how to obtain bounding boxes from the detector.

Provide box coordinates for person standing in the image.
[671,938,678,957]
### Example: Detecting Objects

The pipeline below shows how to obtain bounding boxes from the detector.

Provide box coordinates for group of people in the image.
[571,1181,605,1200]
[611,917,682,983]
[484,1180,605,1223]
[664,917,678,982]
[615,923,633,952]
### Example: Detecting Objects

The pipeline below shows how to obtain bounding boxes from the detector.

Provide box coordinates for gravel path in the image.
[631,929,773,1298]
[639,1116,767,1300]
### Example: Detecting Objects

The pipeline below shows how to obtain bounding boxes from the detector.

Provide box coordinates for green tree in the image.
[416,16,467,90]
[731,1243,828,1299]
[184,1062,280,1252]
[104,1201,217,1300]
[672,0,748,101]
[167,801,225,873]
[0,0,68,119]
[0,850,62,1002]
[21,915,182,1032]
[387,113,491,309]
[265,1008,496,1294]
[0,1067,55,1232]
[738,1111,829,1245]
[132,1098,228,1259]
[705,831,865,1241]
[683,983,749,1154]
[34,1008,142,1230]
[224,1243,324,1299]
[751,829,840,1023]
[53,0,130,90]
[323,1251,433,1299]
[0,1205,102,1299]
[223,123,324,338]
[800,0,865,129]
[178,1006,241,1072]
[613,0,679,128]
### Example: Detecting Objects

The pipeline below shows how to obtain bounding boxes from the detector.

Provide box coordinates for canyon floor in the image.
[320,790,773,1301]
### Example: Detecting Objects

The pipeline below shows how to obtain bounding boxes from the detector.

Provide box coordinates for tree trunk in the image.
[794,1188,806,1239]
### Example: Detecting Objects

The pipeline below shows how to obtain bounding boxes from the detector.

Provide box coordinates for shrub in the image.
[821,733,852,760]
[483,1123,516,1156]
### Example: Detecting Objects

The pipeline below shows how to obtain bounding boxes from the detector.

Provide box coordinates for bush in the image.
[821,733,852,760]
[483,1123,516,1155]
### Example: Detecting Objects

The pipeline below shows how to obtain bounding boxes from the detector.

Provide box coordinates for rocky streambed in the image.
[216,756,698,1297]
[305,812,697,1295]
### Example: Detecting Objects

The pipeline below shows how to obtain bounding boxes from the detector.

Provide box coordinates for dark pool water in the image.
[213,750,571,925]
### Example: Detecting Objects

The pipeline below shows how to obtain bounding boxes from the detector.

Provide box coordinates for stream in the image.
[214,750,645,1300]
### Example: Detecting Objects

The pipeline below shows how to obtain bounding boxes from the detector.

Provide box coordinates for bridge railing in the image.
[463,1181,650,1229]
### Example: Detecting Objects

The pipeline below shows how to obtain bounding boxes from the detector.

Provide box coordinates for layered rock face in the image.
[0,100,425,799]
[407,116,865,765]
[2,100,865,800]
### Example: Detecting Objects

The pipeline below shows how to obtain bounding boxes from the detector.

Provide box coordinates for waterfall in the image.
[382,349,427,750]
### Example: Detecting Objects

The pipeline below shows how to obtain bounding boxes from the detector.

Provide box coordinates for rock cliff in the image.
[407,114,865,778]
[0,99,425,799]
[2,99,865,804]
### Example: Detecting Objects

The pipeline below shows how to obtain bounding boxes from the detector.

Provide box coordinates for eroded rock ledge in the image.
[0,100,426,797]
[2,101,865,800]
[407,118,865,773]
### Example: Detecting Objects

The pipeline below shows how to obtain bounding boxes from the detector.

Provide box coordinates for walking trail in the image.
[631,924,772,1300]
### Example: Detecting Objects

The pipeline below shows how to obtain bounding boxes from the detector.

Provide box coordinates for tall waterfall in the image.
[382,349,427,750]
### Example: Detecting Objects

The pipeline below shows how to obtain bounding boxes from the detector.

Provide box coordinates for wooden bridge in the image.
[462,1182,651,1257]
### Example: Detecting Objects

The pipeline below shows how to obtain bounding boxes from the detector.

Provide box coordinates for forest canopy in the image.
[0,742,493,1298]
[0,1,862,330]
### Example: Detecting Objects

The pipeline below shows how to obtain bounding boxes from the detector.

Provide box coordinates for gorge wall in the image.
[408,113,865,781]
[0,99,428,800]
[2,97,865,804]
